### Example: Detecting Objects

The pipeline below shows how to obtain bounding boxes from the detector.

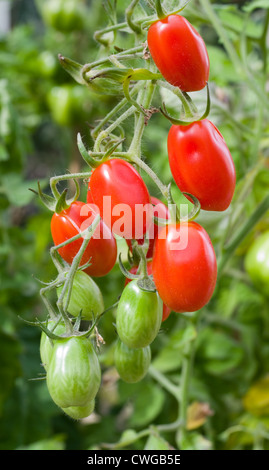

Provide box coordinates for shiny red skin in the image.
[126,196,170,259]
[167,119,236,211]
[152,221,217,313]
[125,261,171,322]
[88,159,151,239]
[51,200,117,277]
[147,14,209,92]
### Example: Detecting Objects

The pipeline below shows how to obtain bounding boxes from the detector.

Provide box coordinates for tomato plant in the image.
[125,262,171,322]
[50,200,117,277]
[116,279,162,349]
[46,336,101,409]
[167,119,236,211]
[56,270,104,320]
[244,231,269,297]
[126,196,170,260]
[147,14,209,92]
[88,158,151,239]
[152,221,217,312]
[114,339,151,383]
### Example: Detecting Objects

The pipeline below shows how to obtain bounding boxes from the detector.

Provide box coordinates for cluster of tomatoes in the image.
[40,13,236,419]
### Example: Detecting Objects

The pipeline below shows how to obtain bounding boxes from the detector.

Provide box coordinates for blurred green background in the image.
[0,0,269,450]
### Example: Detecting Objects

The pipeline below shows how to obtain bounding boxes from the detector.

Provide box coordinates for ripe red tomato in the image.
[87,159,151,239]
[147,14,209,92]
[152,221,217,313]
[125,262,171,322]
[126,196,170,259]
[167,119,236,211]
[50,200,117,277]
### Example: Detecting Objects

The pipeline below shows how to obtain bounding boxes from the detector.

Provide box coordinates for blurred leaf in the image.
[129,381,165,428]
[243,375,269,416]
[144,432,173,450]
[196,328,244,376]
[0,331,22,415]
[16,435,66,450]
[152,324,197,373]
[186,401,214,431]
[176,430,213,450]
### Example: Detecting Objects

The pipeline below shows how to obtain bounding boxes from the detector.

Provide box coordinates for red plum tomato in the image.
[87,159,151,240]
[167,119,236,211]
[50,200,117,277]
[147,14,209,92]
[152,221,217,313]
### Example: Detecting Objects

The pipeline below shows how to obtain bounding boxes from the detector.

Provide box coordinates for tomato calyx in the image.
[30,179,80,214]
[160,82,211,126]
[119,243,156,293]
[77,133,125,169]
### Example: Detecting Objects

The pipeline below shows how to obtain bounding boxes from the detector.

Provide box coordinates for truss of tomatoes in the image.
[42,12,236,417]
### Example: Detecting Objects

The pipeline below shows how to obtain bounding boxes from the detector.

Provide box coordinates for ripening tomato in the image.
[126,196,170,260]
[152,221,217,312]
[147,14,209,92]
[88,159,151,240]
[114,339,151,383]
[116,279,162,349]
[167,119,236,211]
[50,200,117,277]
[46,336,101,409]
[40,319,66,371]
[57,270,104,320]
[62,399,95,420]
[125,262,171,322]
[244,231,269,297]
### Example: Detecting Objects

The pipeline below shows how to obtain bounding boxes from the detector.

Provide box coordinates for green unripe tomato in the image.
[41,0,85,33]
[245,231,269,296]
[46,336,101,408]
[57,271,104,320]
[47,85,91,126]
[62,399,95,420]
[40,319,66,371]
[114,340,151,383]
[116,280,162,349]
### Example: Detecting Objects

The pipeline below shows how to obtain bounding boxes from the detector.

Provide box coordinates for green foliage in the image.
[0,0,269,451]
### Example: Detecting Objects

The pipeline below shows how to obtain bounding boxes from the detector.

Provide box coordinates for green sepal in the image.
[58,54,85,85]
[77,133,100,168]
[118,253,140,280]
[30,179,80,213]
[160,83,211,126]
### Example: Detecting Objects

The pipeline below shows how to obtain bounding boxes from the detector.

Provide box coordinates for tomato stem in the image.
[218,194,269,275]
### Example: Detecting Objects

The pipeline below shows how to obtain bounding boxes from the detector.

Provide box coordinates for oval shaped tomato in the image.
[152,221,217,312]
[88,159,151,240]
[40,319,66,371]
[116,279,162,349]
[126,196,170,260]
[244,231,269,297]
[147,14,209,92]
[57,270,104,320]
[167,119,236,211]
[46,336,101,409]
[62,398,95,420]
[41,0,85,33]
[114,340,151,383]
[125,262,171,322]
[51,200,117,277]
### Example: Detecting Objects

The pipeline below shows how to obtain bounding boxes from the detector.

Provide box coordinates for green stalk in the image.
[218,194,269,275]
